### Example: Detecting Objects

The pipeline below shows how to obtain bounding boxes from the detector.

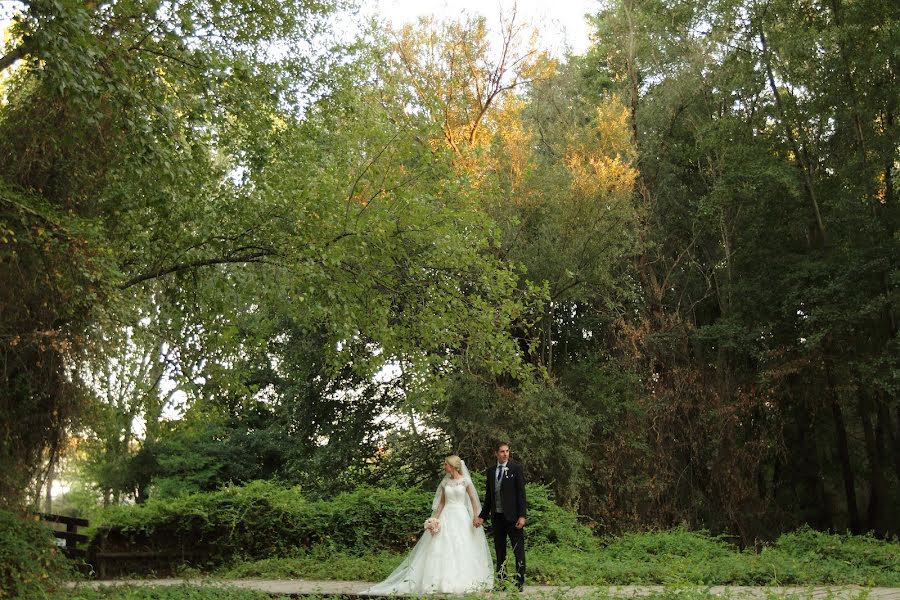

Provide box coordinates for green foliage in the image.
[93,480,434,567]
[2,0,897,556]
[751,528,900,586]
[217,526,900,587]
[573,528,750,585]
[2,0,534,512]
[55,586,281,600]
[137,324,400,500]
[529,528,900,586]
[89,482,900,586]
[0,0,343,506]
[0,508,73,598]
[90,480,596,574]
[0,182,110,504]
[521,484,596,550]
[143,418,287,499]
[569,0,900,539]
[219,547,400,581]
[442,376,592,507]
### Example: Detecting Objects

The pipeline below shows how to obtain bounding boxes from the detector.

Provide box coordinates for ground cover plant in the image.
[0,508,74,598]
[88,481,899,586]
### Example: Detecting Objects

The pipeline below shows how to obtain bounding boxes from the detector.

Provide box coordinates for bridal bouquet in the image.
[423,517,441,535]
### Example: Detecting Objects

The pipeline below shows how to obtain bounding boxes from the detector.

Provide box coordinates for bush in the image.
[523,483,595,549]
[0,508,73,598]
[91,481,900,586]
[748,526,900,586]
[92,480,434,573]
[217,527,900,587]
[585,527,742,584]
[92,478,596,576]
[524,527,900,586]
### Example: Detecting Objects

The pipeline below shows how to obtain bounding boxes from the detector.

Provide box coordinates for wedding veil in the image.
[365,458,492,594]
[430,458,482,519]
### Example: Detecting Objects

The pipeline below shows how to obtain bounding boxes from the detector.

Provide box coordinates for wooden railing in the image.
[35,512,90,561]
[35,513,204,578]
[89,526,207,578]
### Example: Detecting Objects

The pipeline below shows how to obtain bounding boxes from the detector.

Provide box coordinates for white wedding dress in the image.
[367,474,494,595]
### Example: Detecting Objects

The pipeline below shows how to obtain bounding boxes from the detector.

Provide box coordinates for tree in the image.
[579,0,899,537]
[1,0,545,505]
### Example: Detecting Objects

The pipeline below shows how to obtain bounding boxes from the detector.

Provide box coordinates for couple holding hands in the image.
[367,442,527,595]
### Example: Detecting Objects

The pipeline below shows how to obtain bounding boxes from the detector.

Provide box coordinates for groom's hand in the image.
[515,517,526,529]
[473,517,483,528]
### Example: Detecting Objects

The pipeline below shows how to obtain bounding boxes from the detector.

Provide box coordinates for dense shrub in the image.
[526,527,900,586]
[91,479,596,575]
[222,526,900,587]
[92,480,434,572]
[522,483,595,549]
[0,508,73,598]
[748,527,900,585]
[91,481,900,586]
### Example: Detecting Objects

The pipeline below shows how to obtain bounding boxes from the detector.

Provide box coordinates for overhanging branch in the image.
[120,250,275,289]
[0,42,27,73]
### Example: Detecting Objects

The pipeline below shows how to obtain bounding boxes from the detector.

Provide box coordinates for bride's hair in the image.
[444,455,463,474]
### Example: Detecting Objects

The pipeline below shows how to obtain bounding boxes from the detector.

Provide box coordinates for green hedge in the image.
[93,480,431,567]
[0,508,73,598]
[91,479,594,574]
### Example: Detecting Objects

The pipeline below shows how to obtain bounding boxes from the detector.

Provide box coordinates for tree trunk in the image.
[830,397,861,533]
[884,109,896,236]
[547,303,554,374]
[874,397,895,532]
[44,461,54,514]
[858,391,889,533]
[796,399,833,529]
[758,26,827,246]
[894,403,900,486]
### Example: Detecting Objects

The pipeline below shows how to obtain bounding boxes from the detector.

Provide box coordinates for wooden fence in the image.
[35,512,90,561]
[88,526,208,578]
[35,514,217,578]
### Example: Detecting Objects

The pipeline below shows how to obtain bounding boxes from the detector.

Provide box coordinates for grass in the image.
[218,547,400,581]
[84,482,897,588]
[51,585,285,599]
[211,528,900,587]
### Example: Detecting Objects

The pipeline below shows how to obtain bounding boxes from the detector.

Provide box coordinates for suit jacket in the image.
[479,462,527,523]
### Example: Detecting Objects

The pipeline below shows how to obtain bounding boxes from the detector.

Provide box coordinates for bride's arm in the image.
[434,485,446,517]
[466,480,479,515]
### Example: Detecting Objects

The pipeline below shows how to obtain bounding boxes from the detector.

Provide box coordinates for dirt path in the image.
[64,579,900,598]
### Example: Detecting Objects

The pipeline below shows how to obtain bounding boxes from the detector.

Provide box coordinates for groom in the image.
[474,442,526,591]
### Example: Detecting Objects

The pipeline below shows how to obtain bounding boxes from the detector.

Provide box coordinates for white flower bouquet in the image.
[423,517,441,535]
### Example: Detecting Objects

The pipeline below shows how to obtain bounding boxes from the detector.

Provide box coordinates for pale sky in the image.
[370,0,597,56]
[2,1,597,57]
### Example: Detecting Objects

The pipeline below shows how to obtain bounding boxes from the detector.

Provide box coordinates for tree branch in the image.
[0,42,27,73]
[120,251,274,289]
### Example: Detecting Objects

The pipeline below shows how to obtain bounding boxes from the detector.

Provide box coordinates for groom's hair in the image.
[494,441,510,451]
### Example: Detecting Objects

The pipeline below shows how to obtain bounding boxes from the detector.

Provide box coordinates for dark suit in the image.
[479,462,526,589]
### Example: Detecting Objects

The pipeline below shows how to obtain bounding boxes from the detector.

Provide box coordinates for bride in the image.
[366,455,494,595]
